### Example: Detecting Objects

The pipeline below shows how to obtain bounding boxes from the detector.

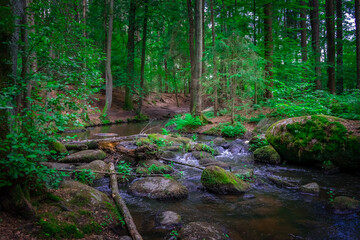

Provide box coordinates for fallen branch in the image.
[109,163,143,240]
[160,157,204,170]
[56,169,174,178]
[63,134,148,144]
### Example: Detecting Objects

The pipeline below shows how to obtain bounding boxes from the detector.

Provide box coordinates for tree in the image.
[300,0,308,63]
[210,0,218,116]
[104,0,114,114]
[336,0,343,93]
[310,0,322,90]
[264,3,274,99]
[326,0,336,94]
[356,0,360,89]
[124,0,137,110]
[187,0,195,111]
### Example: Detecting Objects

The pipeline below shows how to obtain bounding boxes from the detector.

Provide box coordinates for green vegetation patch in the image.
[165,114,204,131]
[38,217,84,239]
[205,121,246,137]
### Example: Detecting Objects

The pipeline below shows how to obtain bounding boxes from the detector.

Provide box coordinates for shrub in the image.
[165,114,203,131]
[221,122,247,137]
[74,169,95,185]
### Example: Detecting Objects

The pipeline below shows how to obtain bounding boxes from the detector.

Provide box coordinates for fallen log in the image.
[109,163,143,240]
[63,134,148,144]
[160,157,204,170]
[56,169,173,178]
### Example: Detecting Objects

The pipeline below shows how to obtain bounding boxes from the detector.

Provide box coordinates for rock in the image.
[267,176,298,188]
[249,134,268,151]
[60,150,106,163]
[201,166,250,194]
[192,151,214,160]
[160,151,177,159]
[156,211,181,229]
[64,143,88,151]
[77,160,109,180]
[254,117,279,134]
[198,158,230,169]
[253,145,281,165]
[228,140,246,154]
[50,141,67,154]
[119,236,132,240]
[300,182,320,194]
[266,115,360,170]
[234,168,254,179]
[136,159,173,174]
[330,196,360,214]
[193,143,218,155]
[40,162,76,170]
[129,177,188,200]
[213,137,226,146]
[178,222,227,240]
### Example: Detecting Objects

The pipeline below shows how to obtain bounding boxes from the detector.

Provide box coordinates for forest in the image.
[1,0,360,239]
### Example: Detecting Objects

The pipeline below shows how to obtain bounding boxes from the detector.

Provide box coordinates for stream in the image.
[63,123,360,240]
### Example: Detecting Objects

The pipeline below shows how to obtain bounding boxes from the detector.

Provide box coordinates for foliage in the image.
[161,128,170,135]
[117,161,132,179]
[165,114,204,131]
[162,174,174,179]
[170,229,179,240]
[221,122,247,137]
[74,169,95,185]
[249,135,269,152]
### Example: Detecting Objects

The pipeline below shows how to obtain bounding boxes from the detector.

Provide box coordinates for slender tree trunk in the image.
[355,0,360,89]
[310,0,322,89]
[264,3,274,99]
[104,0,114,114]
[326,0,336,94]
[336,0,343,93]
[253,0,257,105]
[164,58,168,93]
[187,0,195,111]
[192,0,203,116]
[210,0,218,117]
[21,0,30,110]
[137,0,148,115]
[300,1,308,63]
[124,0,136,110]
[173,70,179,107]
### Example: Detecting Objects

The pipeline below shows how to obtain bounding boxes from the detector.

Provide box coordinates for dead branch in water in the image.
[160,157,204,170]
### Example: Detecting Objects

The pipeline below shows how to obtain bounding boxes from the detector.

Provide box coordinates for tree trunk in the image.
[21,0,30,110]
[164,58,168,93]
[355,0,360,89]
[326,0,336,94]
[137,0,149,115]
[253,0,257,105]
[264,3,274,99]
[104,0,114,114]
[210,0,218,117]
[187,0,195,111]
[300,1,308,63]
[336,0,343,93]
[192,0,203,116]
[310,0,322,90]
[125,0,136,110]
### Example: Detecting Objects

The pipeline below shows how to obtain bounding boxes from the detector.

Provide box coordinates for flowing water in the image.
[84,123,359,240]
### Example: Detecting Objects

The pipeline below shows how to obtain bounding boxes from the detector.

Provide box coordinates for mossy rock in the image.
[77,160,109,180]
[136,160,173,174]
[330,196,360,214]
[253,145,281,165]
[300,182,320,194]
[201,166,250,194]
[129,177,188,200]
[64,143,88,151]
[50,141,67,154]
[266,115,360,170]
[267,176,298,188]
[249,134,269,151]
[234,168,254,180]
[60,150,106,163]
[160,151,177,159]
[198,158,230,169]
[193,143,218,155]
[192,151,214,160]
[213,137,226,146]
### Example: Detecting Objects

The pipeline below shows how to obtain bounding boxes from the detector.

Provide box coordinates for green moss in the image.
[78,209,93,217]
[50,141,67,154]
[38,217,84,239]
[194,144,217,155]
[253,145,281,165]
[202,167,237,185]
[69,194,90,207]
[81,221,102,234]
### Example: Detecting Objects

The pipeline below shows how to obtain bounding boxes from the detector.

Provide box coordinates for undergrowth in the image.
[165,114,204,131]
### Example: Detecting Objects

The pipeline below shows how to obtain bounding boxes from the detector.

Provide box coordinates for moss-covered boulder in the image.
[129,177,188,200]
[77,160,109,180]
[36,180,122,239]
[213,137,226,146]
[300,182,320,194]
[135,159,173,174]
[201,166,250,194]
[193,143,218,155]
[178,222,227,240]
[253,145,281,165]
[192,151,213,160]
[266,115,360,170]
[64,143,88,151]
[60,150,106,163]
[249,134,269,151]
[50,141,67,154]
[330,196,360,214]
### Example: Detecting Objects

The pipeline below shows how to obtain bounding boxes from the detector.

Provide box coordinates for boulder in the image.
[253,145,281,165]
[300,182,320,194]
[330,196,360,214]
[160,151,177,159]
[77,160,109,180]
[198,158,230,169]
[201,166,250,194]
[156,211,181,229]
[60,150,106,163]
[213,137,226,146]
[266,115,360,170]
[40,162,76,170]
[136,159,173,174]
[119,236,132,240]
[234,168,254,180]
[267,176,298,188]
[192,151,214,160]
[178,222,227,240]
[249,134,268,151]
[50,141,67,154]
[129,177,188,200]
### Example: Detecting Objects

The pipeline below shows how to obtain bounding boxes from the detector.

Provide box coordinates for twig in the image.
[109,163,143,240]
[160,157,204,170]
[56,169,174,178]
[139,119,153,134]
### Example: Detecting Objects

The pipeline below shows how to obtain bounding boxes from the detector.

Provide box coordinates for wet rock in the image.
[228,141,246,154]
[77,160,109,180]
[199,158,230,169]
[129,177,188,200]
[266,115,360,170]
[119,236,132,240]
[300,182,320,194]
[136,159,173,174]
[330,196,360,214]
[65,143,88,151]
[60,150,106,163]
[160,151,177,159]
[267,176,298,188]
[253,145,281,165]
[162,145,182,152]
[213,137,226,146]
[178,222,227,240]
[192,151,214,160]
[243,194,256,200]
[201,166,250,194]
[50,141,67,154]
[193,143,218,155]
[254,117,279,134]
[233,168,254,179]
[93,133,118,137]
[40,162,76,170]
[156,211,181,229]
